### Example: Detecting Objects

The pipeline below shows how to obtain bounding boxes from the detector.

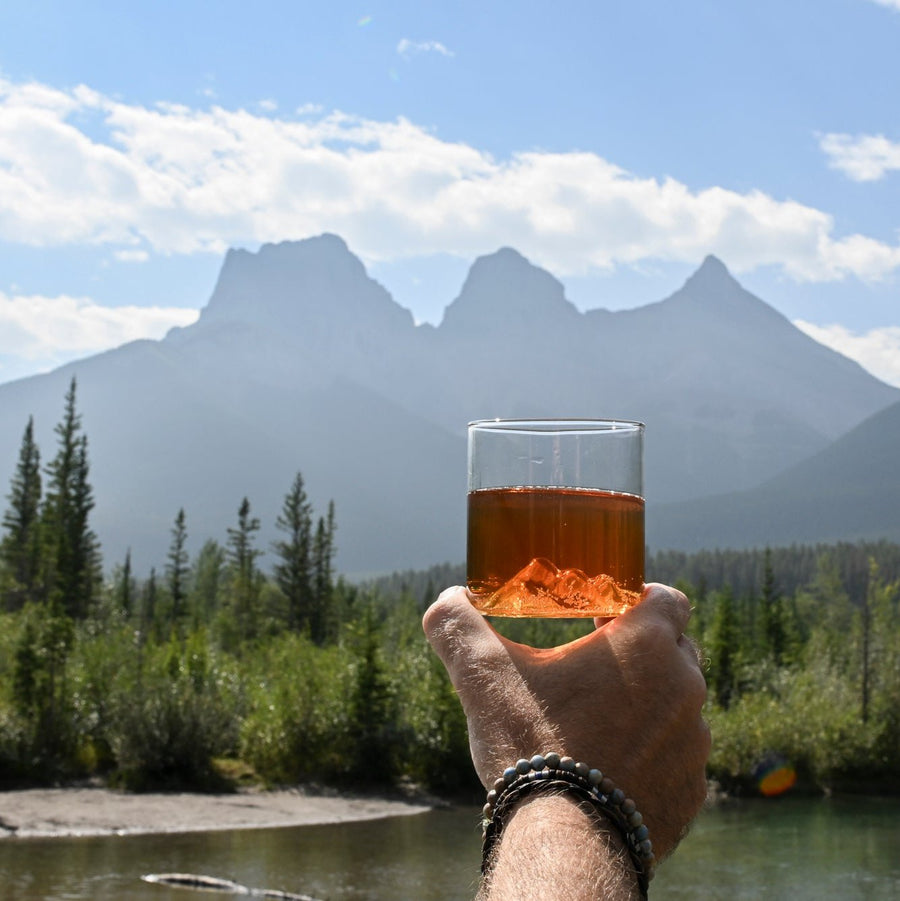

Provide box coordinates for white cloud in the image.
[0,291,199,366]
[869,0,900,11]
[2,75,900,284]
[397,39,454,59]
[794,319,900,388]
[819,132,900,182]
[113,249,149,263]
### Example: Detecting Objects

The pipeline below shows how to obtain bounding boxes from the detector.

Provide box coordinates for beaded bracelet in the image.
[481,753,655,899]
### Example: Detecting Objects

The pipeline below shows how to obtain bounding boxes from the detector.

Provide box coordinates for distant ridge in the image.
[649,399,900,551]
[0,235,896,574]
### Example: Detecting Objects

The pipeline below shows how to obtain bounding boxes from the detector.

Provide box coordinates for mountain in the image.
[0,234,896,575]
[648,399,900,552]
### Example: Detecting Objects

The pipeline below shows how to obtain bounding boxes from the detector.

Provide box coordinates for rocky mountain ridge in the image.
[0,234,896,574]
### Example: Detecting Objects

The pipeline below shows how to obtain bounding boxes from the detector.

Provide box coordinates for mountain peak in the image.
[686,254,737,290]
[439,246,579,333]
[189,233,413,334]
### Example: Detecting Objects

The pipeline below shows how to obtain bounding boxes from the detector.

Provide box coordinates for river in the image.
[2,796,899,899]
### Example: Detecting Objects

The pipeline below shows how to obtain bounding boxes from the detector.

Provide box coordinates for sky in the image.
[0,0,899,385]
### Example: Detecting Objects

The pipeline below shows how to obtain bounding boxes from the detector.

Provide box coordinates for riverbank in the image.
[0,784,433,839]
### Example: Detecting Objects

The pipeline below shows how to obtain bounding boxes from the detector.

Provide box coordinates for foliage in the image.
[1,382,899,797]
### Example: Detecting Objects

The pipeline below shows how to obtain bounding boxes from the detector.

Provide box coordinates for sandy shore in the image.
[0,785,433,839]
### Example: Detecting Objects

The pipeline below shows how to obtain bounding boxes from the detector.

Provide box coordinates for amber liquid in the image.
[467,486,644,617]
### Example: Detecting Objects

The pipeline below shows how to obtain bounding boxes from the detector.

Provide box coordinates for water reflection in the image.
[1,797,899,900]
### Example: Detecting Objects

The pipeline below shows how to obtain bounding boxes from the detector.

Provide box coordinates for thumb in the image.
[422,586,507,686]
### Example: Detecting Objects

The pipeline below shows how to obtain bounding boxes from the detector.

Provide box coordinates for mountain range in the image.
[0,233,897,575]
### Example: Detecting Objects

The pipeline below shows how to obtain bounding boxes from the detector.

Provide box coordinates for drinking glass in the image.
[467,419,644,617]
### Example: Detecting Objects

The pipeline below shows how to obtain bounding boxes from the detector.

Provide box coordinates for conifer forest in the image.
[1,380,899,797]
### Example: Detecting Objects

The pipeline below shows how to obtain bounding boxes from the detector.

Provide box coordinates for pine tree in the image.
[166,508,190,625]
[226,497,263,639]
[758,547,786,664]
[190,539,225,626]
[117,549,134,616]
[706,586,740,707]
[1,416,43,610]
[311,500,336,645]
[272,472,314,634]
[141,567,159,642]
[41,379,100,619]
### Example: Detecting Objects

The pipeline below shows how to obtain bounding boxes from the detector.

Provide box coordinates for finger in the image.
[621,582,692,637]
[422,586,508,682]
[678,633,706,670]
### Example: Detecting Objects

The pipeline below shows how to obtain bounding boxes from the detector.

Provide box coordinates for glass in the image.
[467,419,644,617]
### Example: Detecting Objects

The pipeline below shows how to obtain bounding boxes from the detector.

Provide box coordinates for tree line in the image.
[1,380,898,796]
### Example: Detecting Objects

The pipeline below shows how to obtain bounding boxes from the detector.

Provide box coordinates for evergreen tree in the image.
[117,549,134,616]
[758,548,786,664]
[12,601,75,772]
[190,539,225,626]
[1,416,43,610]
[347,601,392,779]
[166,508,190,625]
[141,567,159,642]
[41,379,100,619]
[272,472,313,634]
[706,586,740,707]
[226,497,263,639]
[310,500,336,644]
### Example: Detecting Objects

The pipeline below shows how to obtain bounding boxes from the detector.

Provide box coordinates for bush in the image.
[106,631,239,790]
[239,633,352,784]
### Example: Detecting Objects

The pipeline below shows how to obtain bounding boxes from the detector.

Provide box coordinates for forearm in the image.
[477,794,642,901]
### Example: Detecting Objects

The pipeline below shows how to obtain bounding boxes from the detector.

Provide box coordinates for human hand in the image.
[422,583,710,859]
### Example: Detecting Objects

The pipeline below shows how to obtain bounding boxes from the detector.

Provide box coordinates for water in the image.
[1,797,899,900]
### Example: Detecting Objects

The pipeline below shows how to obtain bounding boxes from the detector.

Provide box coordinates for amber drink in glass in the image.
[467,419,644,617]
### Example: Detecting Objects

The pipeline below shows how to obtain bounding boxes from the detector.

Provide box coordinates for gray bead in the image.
[611,788,625,806]
[493,777,506,793]
[530,754,546,771]
[627,811,643,828]
[600,777,615,793]
[559,756,576,772]
[588,768,603,785]
[515,758,531,774]
[621,799,636,815]
[503,767,517,784]
[544,752,561,769]
[574,761,590,779]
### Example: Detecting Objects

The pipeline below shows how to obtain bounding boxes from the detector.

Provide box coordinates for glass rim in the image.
[468,418,644,432]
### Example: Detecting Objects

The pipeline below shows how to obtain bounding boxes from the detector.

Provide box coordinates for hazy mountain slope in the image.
[0,235,896,574]
[425,251,897,501]
[648,399,900,551]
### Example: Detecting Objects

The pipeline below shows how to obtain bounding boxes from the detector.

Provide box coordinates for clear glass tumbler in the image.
[467,419,644,617]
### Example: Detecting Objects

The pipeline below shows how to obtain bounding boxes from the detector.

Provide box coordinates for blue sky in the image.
[1,0,899,385]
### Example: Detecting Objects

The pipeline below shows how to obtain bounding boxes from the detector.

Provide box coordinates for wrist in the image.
[480,793,642,901]
[480,753,654,900]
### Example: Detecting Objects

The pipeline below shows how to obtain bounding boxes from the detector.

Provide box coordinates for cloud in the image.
[2,75,900,284]
[113,249,149,262]
[794,319,900,388]
[819,132,900,181]
[869,0,900,11]
[397,39,455,59]
[0,291,199,367]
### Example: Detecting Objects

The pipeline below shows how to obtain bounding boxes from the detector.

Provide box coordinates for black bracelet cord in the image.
[481,753,655,899]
